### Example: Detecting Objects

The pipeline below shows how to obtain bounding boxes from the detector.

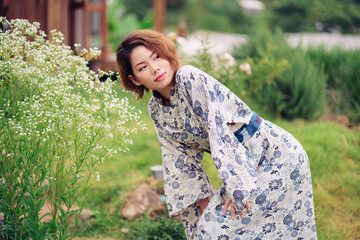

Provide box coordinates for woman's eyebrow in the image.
[135,52,155,67]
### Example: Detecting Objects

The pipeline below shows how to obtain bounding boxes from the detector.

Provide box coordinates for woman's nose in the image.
[151,64,160,74]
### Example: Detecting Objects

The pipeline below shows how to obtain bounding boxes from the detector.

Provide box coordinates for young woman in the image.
[117,29,317,240]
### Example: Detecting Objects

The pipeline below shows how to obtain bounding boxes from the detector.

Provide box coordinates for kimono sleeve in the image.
[176,65,258,211]
[157,134,215,217]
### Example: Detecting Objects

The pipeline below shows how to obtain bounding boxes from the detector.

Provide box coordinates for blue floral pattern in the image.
[148,65,317,239]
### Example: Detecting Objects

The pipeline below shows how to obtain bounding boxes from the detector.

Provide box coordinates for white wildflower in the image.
[96,171,100,182]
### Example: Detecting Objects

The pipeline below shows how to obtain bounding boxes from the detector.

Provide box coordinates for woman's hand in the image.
[197,197,210,213]
[222,198,250,220]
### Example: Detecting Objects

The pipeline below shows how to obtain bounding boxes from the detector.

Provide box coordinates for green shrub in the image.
[266,48,327,119]
[306,47,360,123]
[0,18,143,239]
[185,32,289,104]
[234,27,327,119]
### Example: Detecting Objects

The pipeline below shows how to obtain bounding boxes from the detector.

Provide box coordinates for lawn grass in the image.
[76,92,360,240]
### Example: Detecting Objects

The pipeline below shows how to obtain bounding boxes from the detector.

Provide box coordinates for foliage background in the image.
[108,0,360,51]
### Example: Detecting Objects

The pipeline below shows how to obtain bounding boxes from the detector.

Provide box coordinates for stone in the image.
[121,183,164,220]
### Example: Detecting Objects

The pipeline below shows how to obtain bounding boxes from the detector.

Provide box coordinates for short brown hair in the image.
[116,29,180,99]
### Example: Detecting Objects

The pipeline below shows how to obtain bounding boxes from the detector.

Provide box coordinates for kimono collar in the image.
[152,90,168,106]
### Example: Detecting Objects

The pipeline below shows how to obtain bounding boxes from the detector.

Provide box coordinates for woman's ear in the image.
[128,75,142,86]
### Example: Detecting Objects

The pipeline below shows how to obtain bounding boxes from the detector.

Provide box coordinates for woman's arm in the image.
[197,197,251,220]
[177,65,257,215]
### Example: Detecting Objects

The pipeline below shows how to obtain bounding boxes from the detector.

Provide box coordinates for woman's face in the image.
[129,45,175,98]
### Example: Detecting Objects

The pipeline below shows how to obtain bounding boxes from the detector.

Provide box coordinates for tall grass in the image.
[306,47,360,124]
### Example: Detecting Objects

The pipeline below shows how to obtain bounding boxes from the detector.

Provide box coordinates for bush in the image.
[263,47,327,119]
[184,32,290,116]
[0,18,143,239]
[306,47,360,123]
[233,27,327,119]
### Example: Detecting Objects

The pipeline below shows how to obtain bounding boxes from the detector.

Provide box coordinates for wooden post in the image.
[83,0,90,50]
[47,0,71,45]
[47,0,62,33]
[101,0,110,58]
[153,0,166,32]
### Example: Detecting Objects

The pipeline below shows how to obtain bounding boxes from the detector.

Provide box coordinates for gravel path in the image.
[178,31,360,56]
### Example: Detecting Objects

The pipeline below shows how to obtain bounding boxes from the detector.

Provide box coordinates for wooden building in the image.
[1,0,115,70]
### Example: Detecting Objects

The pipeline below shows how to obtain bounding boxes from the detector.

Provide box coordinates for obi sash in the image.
[233,112,262,143]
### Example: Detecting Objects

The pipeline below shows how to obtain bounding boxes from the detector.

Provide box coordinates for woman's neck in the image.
[157,88,171,101]
[156,74,176,105]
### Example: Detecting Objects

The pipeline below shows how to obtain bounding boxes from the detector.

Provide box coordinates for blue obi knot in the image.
[234,112,262,143]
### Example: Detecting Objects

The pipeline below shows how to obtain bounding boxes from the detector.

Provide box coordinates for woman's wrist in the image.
[197,197,210,212]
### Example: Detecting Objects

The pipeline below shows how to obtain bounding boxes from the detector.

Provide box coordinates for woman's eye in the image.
[154,55,160,60]
[139,65,146,71]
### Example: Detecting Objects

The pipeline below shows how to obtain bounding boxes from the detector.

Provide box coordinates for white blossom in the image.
[0,18,146,184]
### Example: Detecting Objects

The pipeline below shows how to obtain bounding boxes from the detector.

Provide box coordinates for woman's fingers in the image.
[230,201,236,220]
[241,200,251,218]
[246,200,250,211]
[222,198,232,215]
[223,198,251,219]
[240,209,245,218]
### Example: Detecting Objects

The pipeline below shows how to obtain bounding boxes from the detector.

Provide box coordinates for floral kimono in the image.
[148,65,317,239]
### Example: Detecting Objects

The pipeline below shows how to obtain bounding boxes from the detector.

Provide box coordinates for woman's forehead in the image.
[130,46,153,64]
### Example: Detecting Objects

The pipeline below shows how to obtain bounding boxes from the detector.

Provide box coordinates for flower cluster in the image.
[0,17,144,157]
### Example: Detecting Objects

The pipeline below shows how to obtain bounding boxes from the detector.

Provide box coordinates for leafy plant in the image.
[265,47,327,119]
[186,32,290,114]
[0,18,143,239]
[233,27,327,119]
[306,46,360,123]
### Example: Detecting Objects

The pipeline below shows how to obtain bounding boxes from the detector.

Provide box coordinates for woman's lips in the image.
[155,72,166,82]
